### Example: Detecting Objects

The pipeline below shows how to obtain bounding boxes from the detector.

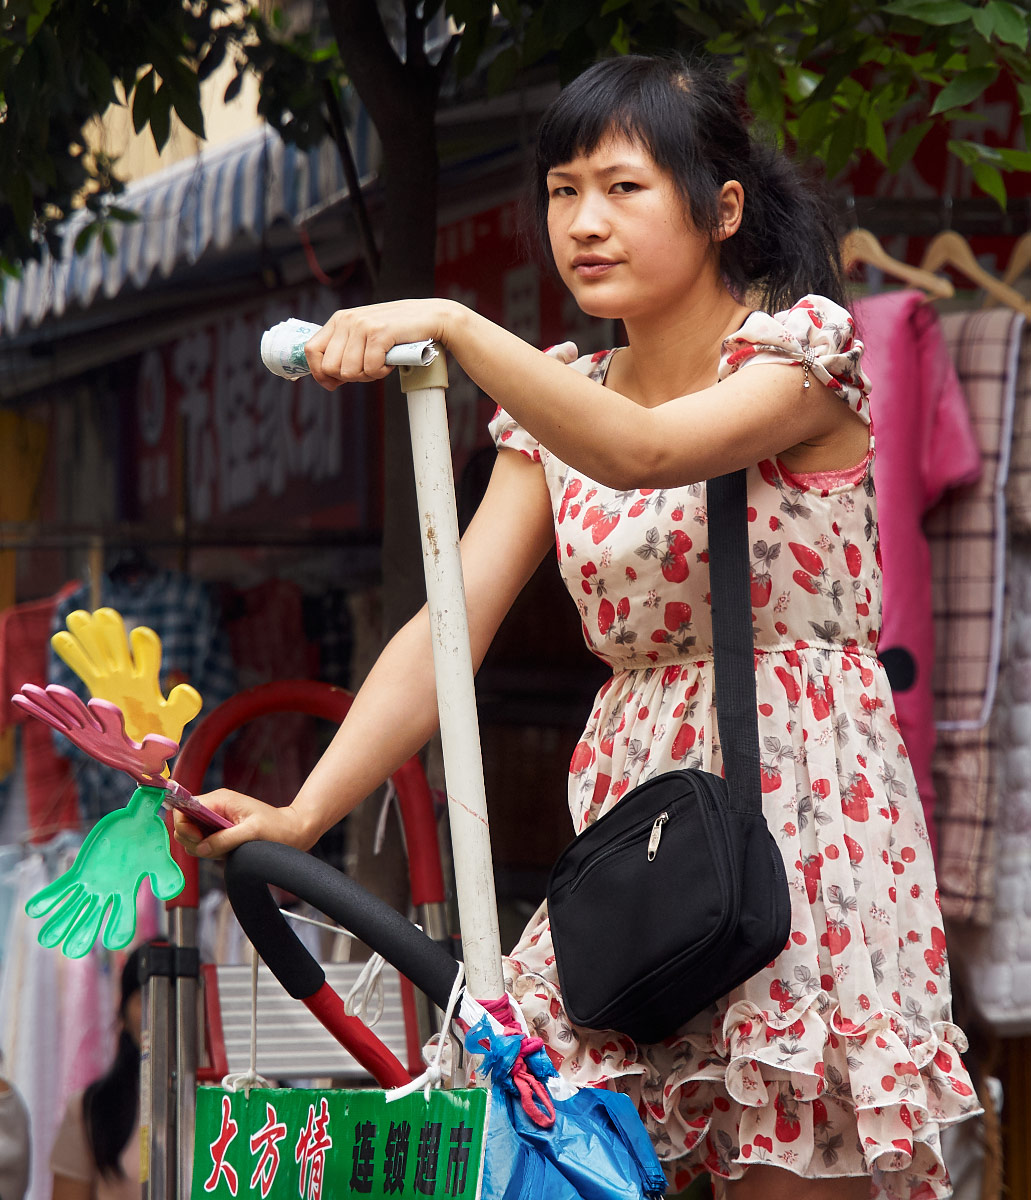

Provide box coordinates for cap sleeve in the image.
[488,405,541,462]
[719,294,872,425]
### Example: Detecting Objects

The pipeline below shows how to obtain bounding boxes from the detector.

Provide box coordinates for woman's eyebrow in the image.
[547,162,645,180]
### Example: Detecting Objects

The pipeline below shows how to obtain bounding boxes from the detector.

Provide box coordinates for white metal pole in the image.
[395,347,505,1001]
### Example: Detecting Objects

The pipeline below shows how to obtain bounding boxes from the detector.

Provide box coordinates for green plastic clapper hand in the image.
[25,786,184,958]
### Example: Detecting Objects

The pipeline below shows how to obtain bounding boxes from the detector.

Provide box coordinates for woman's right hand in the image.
[172,789,317,859]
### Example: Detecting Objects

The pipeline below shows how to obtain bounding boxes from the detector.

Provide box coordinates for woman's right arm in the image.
[175,445,555,857]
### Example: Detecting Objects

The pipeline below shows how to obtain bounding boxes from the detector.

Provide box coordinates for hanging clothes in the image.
[221,579,315,806]
[948,324,1031,1028]
[0,1077,31,1200]
[48,570,236,822]
[0,590,81,839]
[0,852,62,1200]
[853,291,981,859]
[950,533,1031,1031]
[926,307,1026,924]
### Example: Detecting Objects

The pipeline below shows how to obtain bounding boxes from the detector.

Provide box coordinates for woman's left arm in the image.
[304,299,858,490]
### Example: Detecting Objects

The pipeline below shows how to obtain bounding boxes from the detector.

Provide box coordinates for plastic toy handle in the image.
[162,779,234,833]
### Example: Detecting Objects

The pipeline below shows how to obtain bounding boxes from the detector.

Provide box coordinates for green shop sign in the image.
[192,1086,488,1200]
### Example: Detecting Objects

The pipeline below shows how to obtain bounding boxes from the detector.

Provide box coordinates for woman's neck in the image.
[613,286,751,408]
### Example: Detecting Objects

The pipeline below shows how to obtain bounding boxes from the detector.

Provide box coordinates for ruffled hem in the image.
[629,993,978,1197]
[504,951,980,1200]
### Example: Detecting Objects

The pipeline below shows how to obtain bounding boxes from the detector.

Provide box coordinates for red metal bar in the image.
[302,981,411,1087]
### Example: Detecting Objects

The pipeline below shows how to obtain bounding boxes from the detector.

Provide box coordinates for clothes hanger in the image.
[981,230,1031,308]
[840,227,955,299]
[920,229,1031,317]
[1002,230,1031,287]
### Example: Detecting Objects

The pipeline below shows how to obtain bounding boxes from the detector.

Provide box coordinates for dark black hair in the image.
[532,54,848,315]
[82,943,149,1178]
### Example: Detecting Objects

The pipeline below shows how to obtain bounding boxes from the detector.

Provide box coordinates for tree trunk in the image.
[324,0,443,915]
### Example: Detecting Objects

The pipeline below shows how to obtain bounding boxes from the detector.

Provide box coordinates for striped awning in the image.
[2,116,373,337]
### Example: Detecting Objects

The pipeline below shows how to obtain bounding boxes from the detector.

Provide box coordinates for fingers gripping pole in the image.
[398,349,505,1001]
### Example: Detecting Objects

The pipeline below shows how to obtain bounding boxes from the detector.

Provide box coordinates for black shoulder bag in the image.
[546,470,792,1045]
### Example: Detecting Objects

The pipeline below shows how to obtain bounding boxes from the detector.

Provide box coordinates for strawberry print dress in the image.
[488,295,979,1198]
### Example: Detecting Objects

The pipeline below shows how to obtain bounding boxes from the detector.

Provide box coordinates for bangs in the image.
[535,95,659,181]
[531,55,726,262]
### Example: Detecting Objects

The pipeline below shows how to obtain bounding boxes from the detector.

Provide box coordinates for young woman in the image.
[50,947,145,1200]
[176,54,978,1199]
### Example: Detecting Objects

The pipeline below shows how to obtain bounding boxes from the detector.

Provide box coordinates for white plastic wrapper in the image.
[260,317,438,380]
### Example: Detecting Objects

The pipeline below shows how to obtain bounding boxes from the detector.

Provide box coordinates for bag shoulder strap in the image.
[706,470,762,815]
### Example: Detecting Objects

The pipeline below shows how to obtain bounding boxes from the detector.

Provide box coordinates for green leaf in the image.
[73,220,101,255]
[223,71,244,104]
[797,98,831,150]
[987,0,1029,48]
[967,31,999,69]
[6,170,32,234]
[996,146,1031,171]
[485,44,518,95]
[105,205,138,223]
[1019,82,1031,115]
[930,66,998,114]
[879,0,977,24]
[171,83,205,138]
[101,225,115,255]
[83,48,117,106]
[866,107,888,164]
[971,6,995,39]
[824,110,860,178]
[150,85,171,152]
[25,0,54,40]
[887,119,933,171]
[971,160,1007,207]
[599,0,630,13]
[808,41,865,105]
[132,69,154,134]
[610,16,630,55]
[744,0,764,22]
[946,137,982,165]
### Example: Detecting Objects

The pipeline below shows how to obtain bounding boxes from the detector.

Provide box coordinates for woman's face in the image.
[546,132,720,324]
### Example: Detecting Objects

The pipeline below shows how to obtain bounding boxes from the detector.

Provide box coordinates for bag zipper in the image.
[567,811,670,893]
[646,812,668,861]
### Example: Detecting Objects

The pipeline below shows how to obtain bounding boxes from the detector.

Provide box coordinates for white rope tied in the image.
[343,951,386,1026]
[221,945,274,1096]
[385,961,465,1104]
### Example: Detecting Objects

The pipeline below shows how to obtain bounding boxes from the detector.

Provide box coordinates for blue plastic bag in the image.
[466,1015,665,1200]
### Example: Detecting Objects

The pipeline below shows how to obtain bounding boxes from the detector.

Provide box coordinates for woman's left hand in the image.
[304,298,456,389]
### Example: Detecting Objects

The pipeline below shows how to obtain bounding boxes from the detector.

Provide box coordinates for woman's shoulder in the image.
[721,294,870,424]
[50,1091,94,1181]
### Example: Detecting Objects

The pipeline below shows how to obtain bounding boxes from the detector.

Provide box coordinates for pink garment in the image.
[853,291,981,857]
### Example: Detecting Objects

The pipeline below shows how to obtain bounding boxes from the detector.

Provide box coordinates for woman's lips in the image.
[573,260,618,279]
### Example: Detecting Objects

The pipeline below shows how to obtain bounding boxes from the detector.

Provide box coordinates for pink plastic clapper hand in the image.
[12,684,231,831]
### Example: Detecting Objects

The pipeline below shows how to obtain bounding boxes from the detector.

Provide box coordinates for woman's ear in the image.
[716,180,745,242]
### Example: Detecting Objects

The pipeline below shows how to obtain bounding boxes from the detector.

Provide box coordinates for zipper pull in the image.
[647,812,668,861]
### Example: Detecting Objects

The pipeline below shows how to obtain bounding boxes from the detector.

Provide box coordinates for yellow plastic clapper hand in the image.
[51,608,202,744]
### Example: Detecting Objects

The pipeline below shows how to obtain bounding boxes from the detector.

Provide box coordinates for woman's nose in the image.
[567,192,609,240]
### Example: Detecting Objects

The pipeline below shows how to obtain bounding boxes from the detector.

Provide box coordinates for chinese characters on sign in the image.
[192,1087,487,1200]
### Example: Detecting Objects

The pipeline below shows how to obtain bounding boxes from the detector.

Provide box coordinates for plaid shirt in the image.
[928,307,1027,923]
[49,570,236,823]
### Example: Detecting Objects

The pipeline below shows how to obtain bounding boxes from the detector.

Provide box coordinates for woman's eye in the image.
[550,185,576,198]
[612,181,640,194]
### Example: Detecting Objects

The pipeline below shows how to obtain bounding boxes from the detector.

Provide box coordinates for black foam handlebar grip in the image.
[224,841,460,1009]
